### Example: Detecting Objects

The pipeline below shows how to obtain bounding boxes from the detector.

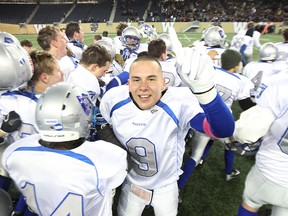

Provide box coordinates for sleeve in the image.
[190,93,235,138]
[99,88,116,125]
[253,32,262,49]
[105,72,129,92]
[233,105,275,143]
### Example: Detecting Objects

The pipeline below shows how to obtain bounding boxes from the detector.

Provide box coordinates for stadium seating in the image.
[0,3,36,24]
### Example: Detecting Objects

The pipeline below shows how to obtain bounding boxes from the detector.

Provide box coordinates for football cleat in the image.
[226,169,240,181]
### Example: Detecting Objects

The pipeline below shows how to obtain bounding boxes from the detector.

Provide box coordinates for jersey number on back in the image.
[22,183,84,215]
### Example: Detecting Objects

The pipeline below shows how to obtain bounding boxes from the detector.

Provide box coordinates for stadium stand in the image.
[0,0,287,24]
[0,3,36,24]
[29,3,72,24]
[64,1,112,23]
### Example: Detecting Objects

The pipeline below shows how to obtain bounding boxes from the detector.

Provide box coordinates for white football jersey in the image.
[254,73,288,188]
[110,59,124,76]
[205,47,226,67]
[0,90,40,144]
[100,85,203,189]
[214,68,254,109]
[59,56,78,81]
[113,36,124,55]
[237,29,261,49]
[243,61,285,91]
[66,64,100,103]
[160,57,182,87]
[230,34,254,56]
[2,134,127,216]
[275,41,288,62]
[66,42,85,61]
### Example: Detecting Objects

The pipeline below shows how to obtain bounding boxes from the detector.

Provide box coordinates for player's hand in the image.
[115,54,125,67]
[207,50,219,60]
[121,48,131,61]
[178,48,217,104]
[169,26,217,104]
[0,111,22,135]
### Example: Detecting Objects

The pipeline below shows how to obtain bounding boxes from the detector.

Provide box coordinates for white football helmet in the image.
[0,41,33,91]
[139,23,157,42]
[204,26,227,47]
[122,26,141,51]
[95,39,116,59]
[36,82,93,142]
[0,31,21,45]
[157,33,172,55]
[260,42,278,61]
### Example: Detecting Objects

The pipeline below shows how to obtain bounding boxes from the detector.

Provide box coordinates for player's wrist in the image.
[193,87,217,104]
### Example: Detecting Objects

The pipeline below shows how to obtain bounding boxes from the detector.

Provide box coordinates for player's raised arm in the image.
[169,26,235,138]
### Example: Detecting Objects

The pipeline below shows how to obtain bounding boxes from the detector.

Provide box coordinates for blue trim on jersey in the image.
[156,101,179,126]
[106,72,129,92]
[110,97,132,118]
[69,56,78,69]
[216,67,241,79]
[2,90,38,102]
[15,146,93,165]
[240,44,247,65]
[14,146,102,196]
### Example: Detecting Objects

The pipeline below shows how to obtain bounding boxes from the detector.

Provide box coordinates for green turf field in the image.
[13,32,282,216]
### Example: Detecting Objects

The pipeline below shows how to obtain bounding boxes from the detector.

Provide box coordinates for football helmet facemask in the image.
[122,26,141,51]
[36,82,93,142]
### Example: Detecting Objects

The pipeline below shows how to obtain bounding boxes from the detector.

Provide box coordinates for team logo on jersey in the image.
[151,109,158,114]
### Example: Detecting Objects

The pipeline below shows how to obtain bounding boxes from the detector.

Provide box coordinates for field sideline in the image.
[12,32,283,216]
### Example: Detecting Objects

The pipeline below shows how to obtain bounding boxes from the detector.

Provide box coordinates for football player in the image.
[148,38,183,87]
[202,26,227,67]
[275,28,288,63]
[120,26,148,61]
[0,46,63,215]
[37,26,78,81]
[243,42,286,99]
[178,49,255,189]
[0,38,34,191]
[65,21,87,61]
[2,82,127,215]
[231,71,288,216]
[99,52,235,215]
[233,21,262,65]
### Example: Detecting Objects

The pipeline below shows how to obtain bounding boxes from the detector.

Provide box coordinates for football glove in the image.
[169,26,216,104]
[0,111,22,135]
